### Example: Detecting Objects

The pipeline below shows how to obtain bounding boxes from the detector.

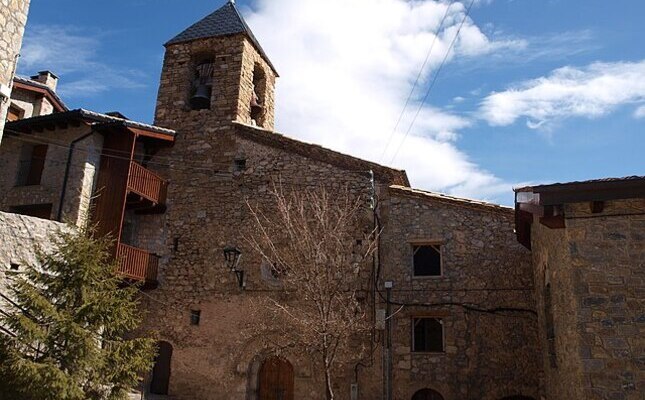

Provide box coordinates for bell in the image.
[190,84,211,110]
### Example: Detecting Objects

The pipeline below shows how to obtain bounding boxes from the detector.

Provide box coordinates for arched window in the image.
[190,59,214,110]
[412,388,444,400]
[150,341,173,395]
[250,64,267,127]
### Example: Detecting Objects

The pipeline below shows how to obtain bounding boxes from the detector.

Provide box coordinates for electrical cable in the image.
[390,0,476,164]
[378,0,456,163]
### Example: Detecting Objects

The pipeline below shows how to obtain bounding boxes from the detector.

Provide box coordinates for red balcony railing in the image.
[127,162,167,206]
[116,243,158,283]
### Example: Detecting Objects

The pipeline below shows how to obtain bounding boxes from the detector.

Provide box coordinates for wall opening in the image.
[258,355,294,400]
[412,244,441,277]
[189,59,214,110]
[412,388,444,400]
[250,64,266,127]
[412,317,444,353]
[150,341,173,395]
[16,144,48,186]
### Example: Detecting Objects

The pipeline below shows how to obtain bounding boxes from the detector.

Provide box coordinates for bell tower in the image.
[154,0,278,131]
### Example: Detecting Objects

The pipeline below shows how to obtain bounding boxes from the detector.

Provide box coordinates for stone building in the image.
[132,2,542,399]
[0,0,31,142]
[515,177,645,400]
[8,1,644,400]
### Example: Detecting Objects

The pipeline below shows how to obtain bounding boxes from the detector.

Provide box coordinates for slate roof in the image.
[165,1,278,76]
[6,109,176,138]
[515,176,645,192]
[13,76,68,112]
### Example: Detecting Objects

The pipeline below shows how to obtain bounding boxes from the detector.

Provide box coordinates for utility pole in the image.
[384,281,393,400]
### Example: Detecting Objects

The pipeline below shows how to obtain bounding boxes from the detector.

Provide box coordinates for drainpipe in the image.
[57,128,95,221]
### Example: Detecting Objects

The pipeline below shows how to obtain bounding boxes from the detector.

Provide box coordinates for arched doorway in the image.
[501,397,536,400]
[150,341,173,395]
[258,356,294,400]
[412,388,444,400]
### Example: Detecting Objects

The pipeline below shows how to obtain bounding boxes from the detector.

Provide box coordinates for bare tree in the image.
[246,185,376,400]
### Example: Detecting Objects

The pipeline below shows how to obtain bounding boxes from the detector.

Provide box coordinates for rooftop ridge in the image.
[389,185,513,212]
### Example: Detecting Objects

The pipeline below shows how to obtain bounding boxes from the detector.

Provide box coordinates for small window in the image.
[234,157,247,172]
[9,263,19,271]
[413,244,441,276]
[16,144,48,186]
[190,310,201,326]
[7,105,24,122]
[412,317,443,353]
[10,203,53,220]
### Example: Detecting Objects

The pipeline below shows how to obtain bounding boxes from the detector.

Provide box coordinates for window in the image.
[234,157,247,172]
[412,317,443,352]
[9,263,19,271]
[10,203,53,220]
[190,310,201,326]
[250,64,266,126]
[413,244,441,277]
[7,105,24,122]
[189,60,213,110]
[16,144,48,186]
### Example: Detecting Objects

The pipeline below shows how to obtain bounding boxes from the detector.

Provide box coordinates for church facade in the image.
[2,2,643,400]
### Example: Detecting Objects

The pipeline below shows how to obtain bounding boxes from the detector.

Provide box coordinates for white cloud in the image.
[634,104,645,119]
[245,0,516,201]
[19,25,145,98]
[479,60,645,128]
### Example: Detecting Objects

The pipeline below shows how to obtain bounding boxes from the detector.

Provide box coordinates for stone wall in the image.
[0,0,31,142]
[11,84,56,118]
[0,128,103,226]
[155,34,276,132]
[380,187,541,400]
[0,210,66,300]
[531,198,645,400]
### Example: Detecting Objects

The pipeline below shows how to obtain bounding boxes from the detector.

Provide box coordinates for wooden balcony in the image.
[116,243,159,286]
[126,161,167,213]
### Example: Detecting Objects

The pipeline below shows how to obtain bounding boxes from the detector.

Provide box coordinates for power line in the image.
[378,0,456,163]
[389,0,476,164]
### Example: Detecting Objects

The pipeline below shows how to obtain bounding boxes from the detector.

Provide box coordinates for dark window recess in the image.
[9,263,19,271]
[190,61,213,110]
[173,238,179,252]
[234,158,247,172]
[412,318,443,352]
[190,310,201,326]
[413,245,441,276]
[10,203,53,220]
[16,144,48,186]
[545,283,557,368]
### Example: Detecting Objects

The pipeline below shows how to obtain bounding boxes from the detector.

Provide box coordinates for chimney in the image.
[31,70,59,92]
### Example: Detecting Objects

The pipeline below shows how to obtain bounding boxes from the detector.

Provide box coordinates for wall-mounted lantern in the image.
[223,246,244,288]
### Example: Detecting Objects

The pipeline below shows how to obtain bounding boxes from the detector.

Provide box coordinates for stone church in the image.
[0,1,642,400]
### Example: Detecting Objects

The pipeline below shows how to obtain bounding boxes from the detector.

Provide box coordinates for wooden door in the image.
[150,341,172,395]
[412,388,444,400]
[258,356,294,400]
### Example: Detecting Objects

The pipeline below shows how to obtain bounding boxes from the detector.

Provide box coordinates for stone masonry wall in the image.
[140,124,383,399]
[380,188,541,400]
[532,199,644,400]
[0,211,66,309]
[0,0,31,142]
[0,128,103,226]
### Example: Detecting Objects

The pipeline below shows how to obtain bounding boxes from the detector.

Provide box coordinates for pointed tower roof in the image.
[166,1,278,75]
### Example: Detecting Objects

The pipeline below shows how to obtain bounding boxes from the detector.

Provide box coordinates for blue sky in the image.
[19,0,644,204]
